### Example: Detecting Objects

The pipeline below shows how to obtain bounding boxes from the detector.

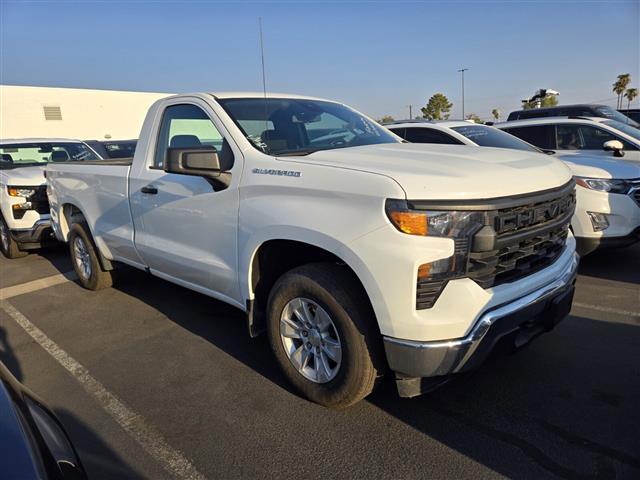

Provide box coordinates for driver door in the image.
[129,100,241,303]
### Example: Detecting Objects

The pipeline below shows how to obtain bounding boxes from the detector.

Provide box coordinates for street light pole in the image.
[458,68,468,119]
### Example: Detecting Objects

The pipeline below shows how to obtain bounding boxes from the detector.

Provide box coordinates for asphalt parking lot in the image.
[1,245,639,480]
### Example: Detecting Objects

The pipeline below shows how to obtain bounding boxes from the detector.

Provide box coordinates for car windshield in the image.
[218,98,399,156]
[602,120,640,143]
[0,142,100,169]
[594,106,640,127]
[451,125,541,152]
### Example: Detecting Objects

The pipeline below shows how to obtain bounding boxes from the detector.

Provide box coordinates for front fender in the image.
[239,225,391,329]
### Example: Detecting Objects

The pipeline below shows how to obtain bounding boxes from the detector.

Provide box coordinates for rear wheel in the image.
[69,223,112,290]
[266,263,380,409]
[0,216,27,259]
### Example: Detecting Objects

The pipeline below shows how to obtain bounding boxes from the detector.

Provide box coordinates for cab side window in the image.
[154,104,233,169]
[556,124,635,150]
[502,125,555,149]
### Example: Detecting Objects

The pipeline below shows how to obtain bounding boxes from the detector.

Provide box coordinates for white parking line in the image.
[0,300,206,480]
[0,272,77,300]
[572,302,640,318]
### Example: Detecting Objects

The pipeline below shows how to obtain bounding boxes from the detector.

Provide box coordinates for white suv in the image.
[388,120,640,256]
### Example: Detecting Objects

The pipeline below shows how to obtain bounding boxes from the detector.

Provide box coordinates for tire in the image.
[68,222,113,290]
[0,216,27,259]
[266,263,380,409]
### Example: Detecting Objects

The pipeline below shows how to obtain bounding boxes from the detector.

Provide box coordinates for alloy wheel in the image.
[279,297,342,383]
[73,236,92,280]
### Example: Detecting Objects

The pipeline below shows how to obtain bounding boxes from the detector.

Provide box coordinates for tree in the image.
[522,94,558,110]
[625,87,638,109]
[613,73,631,109]
[465,113,482,123]
[491,108,500,121]
[421,93,453,120]
[377,115,395,124]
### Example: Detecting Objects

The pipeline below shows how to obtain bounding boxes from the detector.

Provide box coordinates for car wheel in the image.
[0,216,27,259]
[266,263,380,409]
[69,223,113,290]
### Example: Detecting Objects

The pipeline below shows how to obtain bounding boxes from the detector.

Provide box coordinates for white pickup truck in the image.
[0,139,101,258]
[46,92,579,407]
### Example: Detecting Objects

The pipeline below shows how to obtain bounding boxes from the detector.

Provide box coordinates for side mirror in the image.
[164,147,221,177]
[603,140,625,158]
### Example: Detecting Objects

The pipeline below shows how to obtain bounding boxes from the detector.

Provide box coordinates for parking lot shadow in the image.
[54,408,148,480]
[367,315,640,479]
[578,244,640,284]
[0,325,24,381]
[112,269,296,395]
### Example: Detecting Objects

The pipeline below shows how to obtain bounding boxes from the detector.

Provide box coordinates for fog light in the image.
[587,212,609,232]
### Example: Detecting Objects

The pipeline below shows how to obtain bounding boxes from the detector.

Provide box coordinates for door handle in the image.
[141,185,158,195]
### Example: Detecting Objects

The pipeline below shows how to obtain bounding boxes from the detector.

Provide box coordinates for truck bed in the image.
[46,161,139,265]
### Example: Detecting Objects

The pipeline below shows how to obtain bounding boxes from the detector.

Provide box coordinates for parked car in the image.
[498,117,640,161]
[84,139,137,159]
[46,92,578,407]
[619,108,640,124]
[0,361,87,479]
[0,139,101,258]
[506,104,640,128]
[389,120,640,256]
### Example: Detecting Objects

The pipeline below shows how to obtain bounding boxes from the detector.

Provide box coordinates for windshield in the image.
[0,142,100,169]
[451,125,541,152]
[218,98,399,156]
[602,120,640,143]
[594,106,640,127]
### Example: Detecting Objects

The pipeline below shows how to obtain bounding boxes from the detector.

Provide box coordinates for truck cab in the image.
[0,139,101,258]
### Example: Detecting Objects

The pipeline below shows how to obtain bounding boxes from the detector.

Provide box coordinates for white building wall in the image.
[0,85,171,140]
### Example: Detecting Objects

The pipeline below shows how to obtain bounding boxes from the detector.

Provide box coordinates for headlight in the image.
[385,199,484,239]
[8,187,37,198]
[575,177,631,194]
[386,199,485,309]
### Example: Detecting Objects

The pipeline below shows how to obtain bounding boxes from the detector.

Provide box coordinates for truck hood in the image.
[288,144,573,200]
[557,153,640,179]
[0,165,47,186]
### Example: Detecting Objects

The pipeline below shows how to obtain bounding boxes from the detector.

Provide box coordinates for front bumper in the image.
[10,220,55,249]
[384,252,579,397]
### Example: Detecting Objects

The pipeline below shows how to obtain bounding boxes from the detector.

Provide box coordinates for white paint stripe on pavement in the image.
[0,300,206,480]
[572,302,640,318]
[0,272,77,300]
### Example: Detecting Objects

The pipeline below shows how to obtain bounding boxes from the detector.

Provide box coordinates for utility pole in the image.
[458,68,468,119]
[407,104,413,119]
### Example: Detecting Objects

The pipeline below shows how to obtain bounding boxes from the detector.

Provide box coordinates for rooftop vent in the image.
[43,105,62,121]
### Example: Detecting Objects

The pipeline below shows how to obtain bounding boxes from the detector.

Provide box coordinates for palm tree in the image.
[625,87,638,109]
[614,74,631,109]
[491,108,500,121]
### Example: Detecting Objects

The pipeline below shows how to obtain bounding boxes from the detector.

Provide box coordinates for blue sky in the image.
[2,0,639,120]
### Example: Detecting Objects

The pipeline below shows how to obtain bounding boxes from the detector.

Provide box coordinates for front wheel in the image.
[266,263,380,409]
[68,223,113,290]
[0,216,27,259]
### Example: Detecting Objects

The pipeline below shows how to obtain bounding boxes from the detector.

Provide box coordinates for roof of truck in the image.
[208,91,334,102]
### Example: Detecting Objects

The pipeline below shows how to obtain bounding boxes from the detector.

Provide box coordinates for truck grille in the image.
[32,186,50,214]
[467,184,576,289]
